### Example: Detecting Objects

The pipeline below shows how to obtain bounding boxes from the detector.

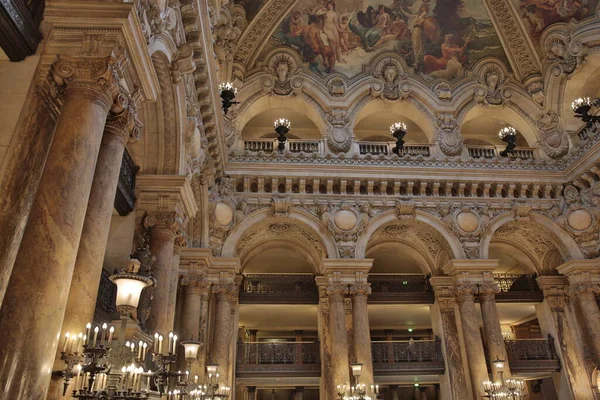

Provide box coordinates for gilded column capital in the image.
[143,211,185,240]
[50,53,125,111]
[349,283,371,297]
[104,92,143,145]
[325,283,348,299]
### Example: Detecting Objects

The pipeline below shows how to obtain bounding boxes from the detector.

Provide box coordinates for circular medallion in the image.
[333,210,358,231]
[214,202,234,226]
[456,212,479,233]
[567,209,592,231]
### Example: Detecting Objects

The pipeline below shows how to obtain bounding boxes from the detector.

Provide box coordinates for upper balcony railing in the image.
[239,274,319,304]
[368,274,434,304]
[236,341,321,378]
[493,274,543,303]
[241,139,536,161]
[505,338,560,373]
[371,339,445,375]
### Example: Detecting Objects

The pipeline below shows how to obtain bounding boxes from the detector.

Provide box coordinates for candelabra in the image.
[274,118,291,152]
[482,357,526,399]
[390,122,407,155]
[219,82,239,115]
[498,126,517,157]
[572,97,600,125]
[337,363,379,400]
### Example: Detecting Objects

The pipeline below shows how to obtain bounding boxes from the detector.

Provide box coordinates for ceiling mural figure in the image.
[517,0,598,45]
[267,0,510,81]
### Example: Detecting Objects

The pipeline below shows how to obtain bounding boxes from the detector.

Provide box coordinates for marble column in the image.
[248,330,258,342]
[144,212,184,335]
[295,386,304,400]
[430,277,472,400]
[327,284,350,398]
[536,276,595,399]
[246,386,256,400]
[179,276,209,372]
[349,283,374,388]
[211,283,238,385]
[479,284,511,378]
[47,92,141,399]
[295,330,303,364]
[197,283,211,382]
[384,330,395,364]
[0,54,118,400]
[166,236,187,332]
[456,284,488,398]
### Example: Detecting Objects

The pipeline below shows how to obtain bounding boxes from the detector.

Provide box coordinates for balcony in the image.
[505,338,561,374]
[493,274,543,303]
[368,275,434,304]
[236,341,321,378]
[243,139,322,154]
[358,141,431,157]
[467,145,535,160]
[239,274,319,304]
[372,340,445,376]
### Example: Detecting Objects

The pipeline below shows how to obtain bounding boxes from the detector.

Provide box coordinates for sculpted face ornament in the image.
[276,62,289,83]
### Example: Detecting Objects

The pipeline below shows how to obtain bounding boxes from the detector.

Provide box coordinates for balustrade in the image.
[357,141,431,156]
[289,140,320,153]
[244,139,274,153]
[368,275,434,304]
[236,341,321,378]
[467,145,535,160]
[493,274,543,302]
[240,274,319,304]
[504,338,560,373]
[371,340,445,375]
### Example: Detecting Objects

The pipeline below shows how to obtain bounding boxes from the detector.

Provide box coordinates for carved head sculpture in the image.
[549,41,567,59]
[276,61,289,83]
[383,65,398,85]
[486,72,499,92]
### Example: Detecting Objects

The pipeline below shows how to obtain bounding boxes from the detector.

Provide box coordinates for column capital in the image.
[180,275,211,293]
[349,283,371,296]
[443,259,498,279]
[429,276,457,310]
[104,92,143,144]
[212,282,239,300]
[320,258,373,282]
[50,53,122,111]
[557,260,600,296]
[136,175,198,220]
[455,283,478,303]
[143,211,185,239]
[325,283,349,298]
[537,275,568,312]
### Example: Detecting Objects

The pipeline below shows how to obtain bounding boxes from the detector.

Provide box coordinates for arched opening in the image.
[562,54,600,131]
[461,105,537,147]
[242,108,320,140]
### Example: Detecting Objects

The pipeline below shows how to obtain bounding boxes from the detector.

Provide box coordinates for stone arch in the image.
[480,212,585,274]
[560,53,600,132]
[222,208,338,264]
[352,98,435,143]
[459,103,539,147]
[236,95,327,138]
[355,210,465,275]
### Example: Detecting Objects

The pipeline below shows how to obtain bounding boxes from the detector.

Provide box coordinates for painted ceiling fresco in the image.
[233,0,268,22]
[515,0,597,44]
[266,0,511,80]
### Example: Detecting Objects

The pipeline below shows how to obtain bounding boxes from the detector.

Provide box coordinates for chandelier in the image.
[218,82,239,115]
[390,122,407,155]
[337,363,379,400]
[274,118,291,152]
[572,97,600,125]
[482,357,526,399]
[498,126,517,157]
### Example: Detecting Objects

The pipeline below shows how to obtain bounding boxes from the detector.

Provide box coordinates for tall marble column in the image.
[327,284,351,396]
[179,276,209,372]
[144,212,184,335]
[456,284,489,398]
[479,284,511,378]
[384,330,395,364]
[211,283,238,385]
[536,276,594,399]
[0,54,119,399]
[197,281,211,381]
[167,235,187,332]
[557,261,600,369]
[430,277,472,400]
[349,283,374,388]
[47,92,142,399]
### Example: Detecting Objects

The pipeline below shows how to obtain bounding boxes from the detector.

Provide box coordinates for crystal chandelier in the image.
[498,126,517,157]
[274,118,291,152]
[337,363,379,400]
[390,122,407,155]
[572,97,600,125]
[218,82,239,115]
[482,357,526,399]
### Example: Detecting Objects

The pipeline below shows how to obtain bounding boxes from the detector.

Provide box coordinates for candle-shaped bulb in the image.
[62,332,70,353]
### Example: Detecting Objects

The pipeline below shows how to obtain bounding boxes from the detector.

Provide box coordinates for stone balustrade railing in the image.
[467,145,535,160]
[243,138,322,154]
[237,341,320,365]
[357,141,431,157]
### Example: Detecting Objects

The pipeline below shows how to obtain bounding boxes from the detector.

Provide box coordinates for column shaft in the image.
[479,291,511,378]
[0,55,115,400]
[350,285,373,387]
[197,288,210,381]
[211,284,237,384]
[438,303,471,400]
[328,289,350,397]
[457,289,488,398]
[166,242,184,332]
[573,290,600,368]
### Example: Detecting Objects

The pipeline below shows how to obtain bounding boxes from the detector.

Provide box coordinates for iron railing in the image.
[240,274,319,304]
[368,275,434,303]
[493,274,543,303]
[371,340,445,375]
[505,337,561,373]
[237,341,319,365]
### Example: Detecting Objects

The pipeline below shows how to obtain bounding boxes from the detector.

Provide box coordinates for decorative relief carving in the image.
[544,33,577,76]
[262,51,303,96]
[474,62,510,106]
[318,202,370,258]
[434,113,463,157]
[536,111,569,159]
[371,57,408,101]
[326,109,352,154]
[433,82,452,102]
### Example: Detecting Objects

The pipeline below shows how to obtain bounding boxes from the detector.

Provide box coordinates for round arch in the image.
[355,210,466,262]
[460,104,538,147]
[222,208,338,259]
[561,53,600,131]
[480,212,585,272]
[353,100,435,143]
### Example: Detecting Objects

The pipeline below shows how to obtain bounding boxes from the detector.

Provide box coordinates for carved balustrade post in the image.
[47,87,142,399]
[455,284,489,398]
[536,275,594,399]
[211,282,239,386]
[349,283,374,387]
[429,277,472,400]
[0,54,121,399]
[557,261,600,369]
